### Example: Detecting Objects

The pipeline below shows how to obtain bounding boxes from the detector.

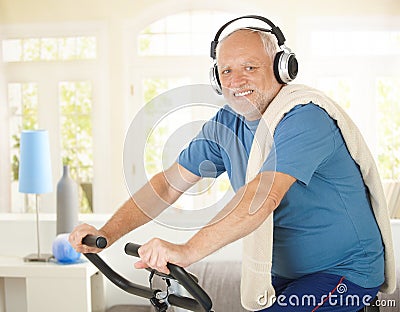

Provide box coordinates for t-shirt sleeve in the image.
[177,119,226,178]
[262,104,336,185]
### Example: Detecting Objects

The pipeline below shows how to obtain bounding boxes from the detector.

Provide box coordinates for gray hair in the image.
[216,28,279,62]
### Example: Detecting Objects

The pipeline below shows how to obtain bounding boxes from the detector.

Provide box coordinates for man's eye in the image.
[245,66,256,71]
[221,69,231,75]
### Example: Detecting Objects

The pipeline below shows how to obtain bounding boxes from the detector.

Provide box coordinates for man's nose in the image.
[228,71,247,88]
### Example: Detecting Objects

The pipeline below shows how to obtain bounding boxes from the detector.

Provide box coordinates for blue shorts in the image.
[257,273,380,311]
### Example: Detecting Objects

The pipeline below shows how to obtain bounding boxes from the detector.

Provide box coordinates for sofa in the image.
[107,261,399,312]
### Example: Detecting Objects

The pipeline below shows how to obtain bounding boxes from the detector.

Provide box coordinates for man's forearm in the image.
[100,170,183,245]
[184,175,274,263]
[99,197,152,246]
[184,172,295,264]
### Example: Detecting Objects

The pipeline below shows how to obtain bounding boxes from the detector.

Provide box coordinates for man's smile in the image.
[233,89,254,97]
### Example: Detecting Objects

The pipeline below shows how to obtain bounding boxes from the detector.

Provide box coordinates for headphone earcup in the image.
[287,54,298,81]
[209,63,222,95]
[273,51,298,84]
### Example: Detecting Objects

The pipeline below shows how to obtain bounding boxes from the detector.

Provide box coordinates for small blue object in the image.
[52,233,81,263]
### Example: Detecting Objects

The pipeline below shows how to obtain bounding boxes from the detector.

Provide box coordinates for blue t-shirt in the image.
[178,104,384,288]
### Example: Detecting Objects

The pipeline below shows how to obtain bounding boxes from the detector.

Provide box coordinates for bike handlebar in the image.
[125,243,212,312]
[82,235,107,249]
[81,235,213,312]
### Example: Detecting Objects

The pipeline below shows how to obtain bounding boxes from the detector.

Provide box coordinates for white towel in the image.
[241,84,396,311]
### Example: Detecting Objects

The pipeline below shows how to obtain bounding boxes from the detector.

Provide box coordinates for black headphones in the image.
[209,15,298,95]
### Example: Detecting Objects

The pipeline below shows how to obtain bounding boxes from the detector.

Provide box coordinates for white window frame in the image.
[296,16,400,218]
[0,21,110,213]
[122,11,238,217]
[296,16,400,157]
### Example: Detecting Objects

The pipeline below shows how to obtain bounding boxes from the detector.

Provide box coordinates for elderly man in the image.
[70,17,390,311]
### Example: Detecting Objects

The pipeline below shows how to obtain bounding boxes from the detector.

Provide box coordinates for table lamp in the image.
[19,130,53,262]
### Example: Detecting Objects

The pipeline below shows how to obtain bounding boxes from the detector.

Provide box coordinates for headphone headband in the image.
[210,15,286,59]
[209,15,298,93]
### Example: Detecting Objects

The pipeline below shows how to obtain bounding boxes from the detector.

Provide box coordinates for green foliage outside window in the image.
[143,78,169,176]
[9,81,94,213]
[9,83,39,182]
[377,78,400,180]
[60,81,93,212]
[5,35,96,213]
[2,36,96,62]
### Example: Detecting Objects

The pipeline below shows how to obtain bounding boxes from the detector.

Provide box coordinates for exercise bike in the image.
[81,235,379,312]
[82,235,213,312]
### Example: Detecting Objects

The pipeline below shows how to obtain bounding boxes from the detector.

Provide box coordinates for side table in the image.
[0,256,105,312]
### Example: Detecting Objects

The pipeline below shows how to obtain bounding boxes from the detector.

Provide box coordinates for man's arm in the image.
[69,162,201,253]
[135,171,295,273]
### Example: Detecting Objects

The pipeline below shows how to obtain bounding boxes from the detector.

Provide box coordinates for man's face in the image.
[217,30,281,120]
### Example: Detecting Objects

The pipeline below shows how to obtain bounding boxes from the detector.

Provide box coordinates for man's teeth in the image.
[234,90,253,97]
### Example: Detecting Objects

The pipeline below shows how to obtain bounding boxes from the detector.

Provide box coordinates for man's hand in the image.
[68,223,107,254]
[134,238,192,275]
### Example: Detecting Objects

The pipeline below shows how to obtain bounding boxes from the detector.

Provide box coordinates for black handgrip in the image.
[124,243,212,312]
[82,235,108,249]
[124,242,141,257]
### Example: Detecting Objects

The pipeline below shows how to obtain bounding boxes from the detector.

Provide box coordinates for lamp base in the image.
[24,253,54,262]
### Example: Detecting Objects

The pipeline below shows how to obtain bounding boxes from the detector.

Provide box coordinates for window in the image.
[1,25,104,213]
[310,31,400,56]
[2,36,96,62]
[315,77,352,109]
[377,77,400,180]
[142,77,190,176]
[129,11,237,216]
[8,83,39,211]
[59,81,94,212]
[138,11,235,56]
[301,18,400,180]
[299,17,400,218]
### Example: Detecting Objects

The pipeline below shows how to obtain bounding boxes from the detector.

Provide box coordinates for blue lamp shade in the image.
[18,130,53,194]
